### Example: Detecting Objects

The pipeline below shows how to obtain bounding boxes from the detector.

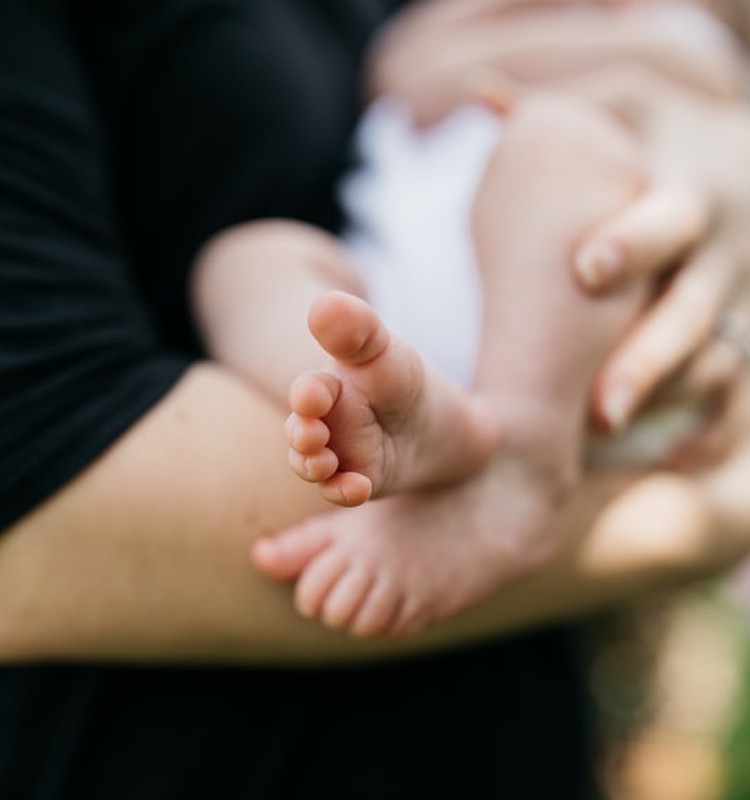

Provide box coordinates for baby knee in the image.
[498,94,643,179]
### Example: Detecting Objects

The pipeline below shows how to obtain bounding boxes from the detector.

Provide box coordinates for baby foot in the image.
[286,291,499,506]
[254,457,564,637]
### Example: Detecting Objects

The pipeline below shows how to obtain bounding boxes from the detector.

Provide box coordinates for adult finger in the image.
[664,337,745,404]
[662,379,750,472]
[574,187,709,291]
[592,244,735,430]
[651,287,750,404]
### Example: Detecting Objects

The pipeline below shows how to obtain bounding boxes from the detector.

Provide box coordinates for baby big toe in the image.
[251,524,332,581]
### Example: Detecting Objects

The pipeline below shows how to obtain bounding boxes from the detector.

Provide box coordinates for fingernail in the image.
[602,383,635,432]
[576,242,623,290]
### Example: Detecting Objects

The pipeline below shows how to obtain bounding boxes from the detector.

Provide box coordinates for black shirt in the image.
[0,2,599,797]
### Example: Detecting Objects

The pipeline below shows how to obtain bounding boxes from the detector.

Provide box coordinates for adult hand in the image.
[565,69,750,432]
[367,1,744,127]
[586,376,750,580]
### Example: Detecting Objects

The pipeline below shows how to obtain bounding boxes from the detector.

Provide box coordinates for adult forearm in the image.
[0,363,330,662]
[0,362,742,665]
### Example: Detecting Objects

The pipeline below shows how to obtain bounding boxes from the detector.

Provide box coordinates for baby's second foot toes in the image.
[320,472,373,507]
[295,550,351,619]
[350,577,401,638]
[288,447,338,483]
[251,524,333,581]
[320,562,374,630]
[390,605,430,638]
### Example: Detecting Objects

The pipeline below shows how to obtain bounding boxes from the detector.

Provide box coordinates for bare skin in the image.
[256,456,566,638]
[273,97,649,636]
[4,0,750,666]
[286,291,500,505]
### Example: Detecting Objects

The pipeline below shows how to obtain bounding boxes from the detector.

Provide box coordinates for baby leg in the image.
[469,95,648,555]
[256,97,649,637]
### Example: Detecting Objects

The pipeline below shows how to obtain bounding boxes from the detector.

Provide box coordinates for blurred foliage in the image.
[590,576,750,800]
[719,591,750,800]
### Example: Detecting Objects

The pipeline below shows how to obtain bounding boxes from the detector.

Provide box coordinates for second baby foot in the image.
[253,454,567,638]
[286,291,499,506]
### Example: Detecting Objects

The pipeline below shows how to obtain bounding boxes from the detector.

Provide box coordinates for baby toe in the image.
[289,371,341,419]
[320,471,372,507]
[285,414,330,455]
[288,447,339,483]
[350,576,401,638]
[295,549,350,619]
[320,562,374,631]
[251,524,332,581]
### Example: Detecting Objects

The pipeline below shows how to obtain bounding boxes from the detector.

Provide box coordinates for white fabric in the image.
[342,98,500,388]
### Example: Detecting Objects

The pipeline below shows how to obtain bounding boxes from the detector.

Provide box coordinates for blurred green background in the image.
[591,566,750,800]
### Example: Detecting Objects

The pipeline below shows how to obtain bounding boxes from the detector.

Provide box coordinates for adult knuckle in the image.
[674,282,717,340]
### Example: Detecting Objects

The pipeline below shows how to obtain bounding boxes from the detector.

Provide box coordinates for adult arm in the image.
[1,1,746,666]
[2,362,748,665]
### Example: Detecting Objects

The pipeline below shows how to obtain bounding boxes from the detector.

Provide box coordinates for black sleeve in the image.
[0,1,191,529]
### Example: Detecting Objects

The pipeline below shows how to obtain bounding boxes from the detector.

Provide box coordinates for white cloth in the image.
[342,98,500,388]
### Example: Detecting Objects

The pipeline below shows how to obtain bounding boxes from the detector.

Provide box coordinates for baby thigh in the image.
[471,96,648,413]
[192,219,365,403]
